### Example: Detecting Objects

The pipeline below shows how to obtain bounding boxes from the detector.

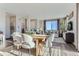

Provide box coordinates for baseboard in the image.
[6,37,13,40]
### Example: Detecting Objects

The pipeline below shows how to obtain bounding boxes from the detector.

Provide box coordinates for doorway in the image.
[10,16,16,37]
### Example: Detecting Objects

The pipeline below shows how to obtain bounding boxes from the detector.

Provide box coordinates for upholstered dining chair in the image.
[12,32,23,55]
[12,32,23,49]
[45,34,55,56]
[22,34,35,56]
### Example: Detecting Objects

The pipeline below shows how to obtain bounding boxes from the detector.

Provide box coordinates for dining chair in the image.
[22,34,35,56]
[45,34,55,56]
[12,32,23,55]
[12,32,23,47]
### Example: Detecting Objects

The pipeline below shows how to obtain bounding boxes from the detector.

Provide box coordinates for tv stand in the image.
[63,32,74,43]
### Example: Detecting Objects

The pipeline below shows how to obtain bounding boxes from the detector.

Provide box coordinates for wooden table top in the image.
[32,34,48,39]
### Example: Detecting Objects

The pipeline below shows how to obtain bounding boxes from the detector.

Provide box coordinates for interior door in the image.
[10,16,16,35]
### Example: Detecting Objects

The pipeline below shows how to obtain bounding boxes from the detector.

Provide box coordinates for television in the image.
[67,21,73,31]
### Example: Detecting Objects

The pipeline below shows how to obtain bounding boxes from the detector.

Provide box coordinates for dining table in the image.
[32,34,48,56]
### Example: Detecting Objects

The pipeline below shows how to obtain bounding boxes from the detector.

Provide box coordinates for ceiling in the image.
[0,3,75,19]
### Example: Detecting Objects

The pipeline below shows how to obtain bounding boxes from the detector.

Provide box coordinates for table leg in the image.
[36,39,39,56]
[39,43,44,56]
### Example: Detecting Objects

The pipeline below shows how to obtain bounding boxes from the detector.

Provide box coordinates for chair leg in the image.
[28,49,31,56]
[49,47,52,56]
[20,48,22,56]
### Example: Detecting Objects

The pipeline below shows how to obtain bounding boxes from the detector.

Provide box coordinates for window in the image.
[46,21,51,31]
[44,20,58,32]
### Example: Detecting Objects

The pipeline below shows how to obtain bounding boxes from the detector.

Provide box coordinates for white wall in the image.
[73,4,78,49]
[16,16,25,32]
[16,16,21,32]
[0,11,15,38]
[66,4,78,49]
[77,4,79,51]
[0,11,10,38]
[27,17,31,31]
[0,11,6,36]
[5,13,10,38]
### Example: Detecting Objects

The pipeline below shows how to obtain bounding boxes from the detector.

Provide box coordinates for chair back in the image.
[12,32,23,44]
[45,34,55,48]
[22,34,35,47]
[12,32,22,37]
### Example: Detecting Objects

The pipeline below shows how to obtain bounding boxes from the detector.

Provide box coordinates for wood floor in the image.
[45,38,79,56]
[1,38,79,56]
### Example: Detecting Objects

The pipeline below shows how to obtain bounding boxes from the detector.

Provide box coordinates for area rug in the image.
[9,50,34,56]
[0,51,14,56]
